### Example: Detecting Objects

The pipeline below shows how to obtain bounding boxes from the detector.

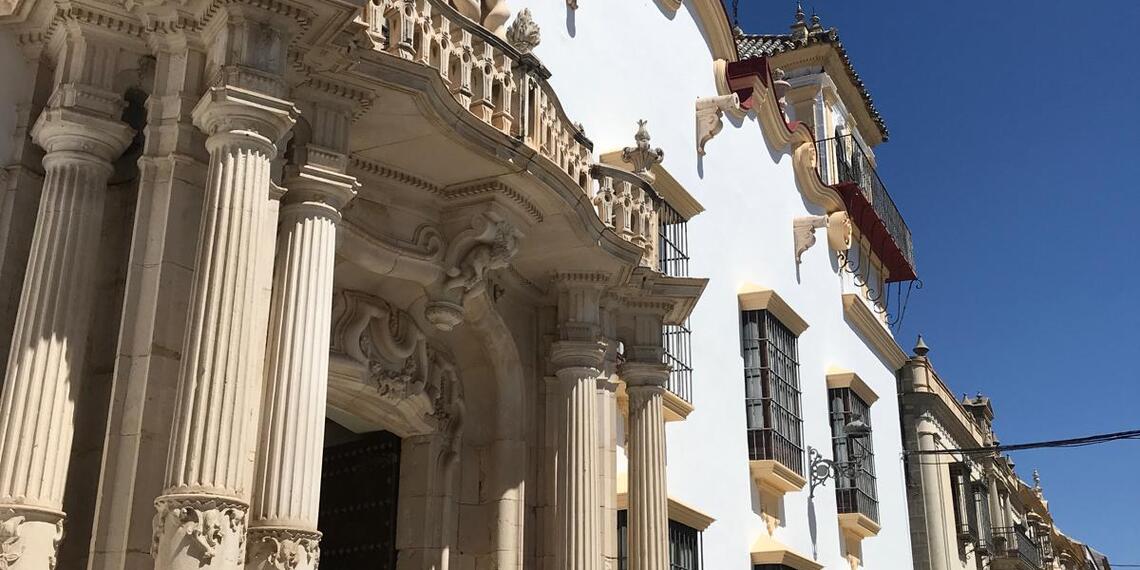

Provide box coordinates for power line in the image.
[904,428,1140,457]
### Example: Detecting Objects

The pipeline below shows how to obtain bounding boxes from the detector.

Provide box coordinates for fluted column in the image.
[152,84,296,570]
[0,104,132,569]
[244,163,356,570]
[551,340,606,570]
[622,363,671,570]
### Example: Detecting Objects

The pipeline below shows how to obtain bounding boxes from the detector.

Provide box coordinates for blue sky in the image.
[736,0,1140,563]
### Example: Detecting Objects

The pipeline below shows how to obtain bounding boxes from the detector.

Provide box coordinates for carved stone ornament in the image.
[426,212,523,330]
[332,291,466,438]
[695,93,740,156]
[152,497,247,564]
[0,510,23,569]
[454,0,511,36]
[794,211,853,264]
[506,8,541,53]
[246,529,321,570]
[772,67,792,115]
[622,120,664,182]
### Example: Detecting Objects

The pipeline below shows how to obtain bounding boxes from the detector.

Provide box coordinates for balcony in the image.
[991,526,1044,570]
[816,135,916,282]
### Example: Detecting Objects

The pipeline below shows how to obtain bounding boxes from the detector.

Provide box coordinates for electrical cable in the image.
[904,428,1140,457]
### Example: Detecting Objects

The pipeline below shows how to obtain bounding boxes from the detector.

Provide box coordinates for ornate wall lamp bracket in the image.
[807,415,871,499]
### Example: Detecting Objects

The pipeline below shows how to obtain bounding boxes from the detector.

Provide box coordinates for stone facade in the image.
[899,339,1112,570]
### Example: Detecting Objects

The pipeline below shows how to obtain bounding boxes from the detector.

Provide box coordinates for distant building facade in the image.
[899,339,1113,570]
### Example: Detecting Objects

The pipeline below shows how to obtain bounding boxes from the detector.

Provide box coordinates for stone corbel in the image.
[793,211,852,265]
[695,93,740,156]
[426,211,523,330]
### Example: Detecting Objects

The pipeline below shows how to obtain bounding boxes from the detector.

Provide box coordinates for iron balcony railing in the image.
[992,526,1044,569]
[816,135,915,276]
[658,202,693,404]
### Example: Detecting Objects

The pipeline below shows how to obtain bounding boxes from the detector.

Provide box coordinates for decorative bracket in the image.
[426,212,523,331]
[793,211,852,265]
[695,93,740,156]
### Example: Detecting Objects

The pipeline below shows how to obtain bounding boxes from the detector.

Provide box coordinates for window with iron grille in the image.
[617,511,702,570]
[741,310,804,476]
[659,202,693,404]
[828,388,878,522]
[949,462,977,541]
[973,481,993,553]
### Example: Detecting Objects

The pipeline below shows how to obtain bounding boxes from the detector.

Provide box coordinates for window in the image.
[973,481,993,553]
[828,388,877,522]
[948,462,977,540]
[617,511,702,570]
[658,203,693,403]
[742,310,804,476]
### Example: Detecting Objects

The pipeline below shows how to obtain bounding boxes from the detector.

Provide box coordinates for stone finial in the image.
[621,120,664,182]
[506,8,541,53]
[913,334,930,357]
[1032,469,1041,490]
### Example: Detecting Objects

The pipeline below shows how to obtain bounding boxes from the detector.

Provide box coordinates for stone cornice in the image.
[841,293,906,370]
[348,155,442,194]
[441,179,544,224]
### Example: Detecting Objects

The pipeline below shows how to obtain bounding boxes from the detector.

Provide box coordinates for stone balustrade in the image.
[590,164,661,270]
[362,0,592,192]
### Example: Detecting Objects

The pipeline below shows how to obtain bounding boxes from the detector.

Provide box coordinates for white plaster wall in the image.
[514,1,914,568]
[0,29,30,165]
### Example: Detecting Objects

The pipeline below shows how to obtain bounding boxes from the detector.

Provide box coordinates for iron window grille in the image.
[992,526,1044,569]
[948,462,978,541]
[973,481,993,554]
[741,310,805,476]
[828,388,878,522]
[658,201,693,404]
[617,511,702,570]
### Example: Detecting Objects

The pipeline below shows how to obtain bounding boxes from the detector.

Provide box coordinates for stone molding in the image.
[825,370,879,406]
[441,179,544,224]
[695,93,740,156]
[737,285,809,337]
[840,293,906,369]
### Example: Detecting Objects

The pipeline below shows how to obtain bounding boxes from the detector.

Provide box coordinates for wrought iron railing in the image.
[658,202,692,403]
[815,135,915,275]
[992,526,1044,569]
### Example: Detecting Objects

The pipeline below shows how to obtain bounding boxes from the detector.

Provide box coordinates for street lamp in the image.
[808,416,872,500]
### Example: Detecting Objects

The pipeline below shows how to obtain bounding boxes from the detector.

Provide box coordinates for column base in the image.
[152,494,249,570]
[245,527,321,570]
[0,504,64,570]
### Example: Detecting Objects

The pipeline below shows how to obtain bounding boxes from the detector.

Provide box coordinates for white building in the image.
[0,1,923,570]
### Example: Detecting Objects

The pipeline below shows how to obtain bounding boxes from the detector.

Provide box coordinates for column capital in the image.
[280,163,359,213]
[551,340,607,377]
[192,85,298,147]
[31,106,134,167]
[245,527,322,570]
[620,362,670,390]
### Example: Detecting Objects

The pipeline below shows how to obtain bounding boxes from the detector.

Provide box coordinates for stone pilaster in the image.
[621,363,670,570]
[0,35,134,569]
[244,137,357,570]
[153,32,298,567]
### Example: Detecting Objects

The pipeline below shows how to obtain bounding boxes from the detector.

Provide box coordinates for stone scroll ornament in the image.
[425,212,523,331]
[332,291,466,441]
[695,93,741,156]
[793,211,852,265]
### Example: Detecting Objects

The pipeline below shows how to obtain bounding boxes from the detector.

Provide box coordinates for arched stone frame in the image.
[327,287,528,570]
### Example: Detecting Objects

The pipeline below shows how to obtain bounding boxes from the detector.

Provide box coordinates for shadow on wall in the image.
[565,4,576,37]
